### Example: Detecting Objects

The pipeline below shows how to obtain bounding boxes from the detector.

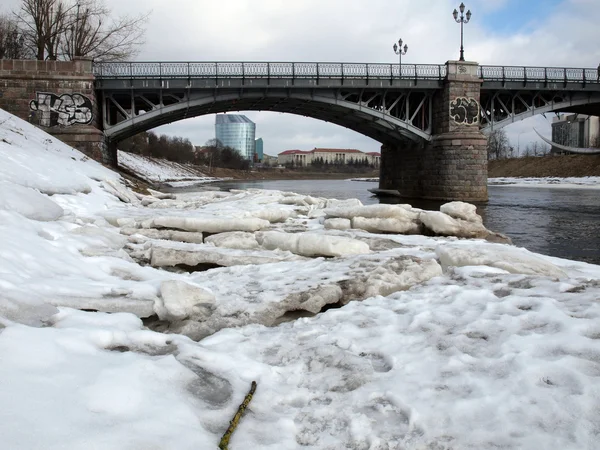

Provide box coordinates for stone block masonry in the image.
[0,58,109,164]
[380,60,488,202]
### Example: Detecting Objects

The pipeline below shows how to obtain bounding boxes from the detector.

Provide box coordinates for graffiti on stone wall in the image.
[29,92,93,127]
[449,97,479,126]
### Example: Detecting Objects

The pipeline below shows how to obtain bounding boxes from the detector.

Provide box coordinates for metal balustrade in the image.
[93,61,447,80]
[93,61,599,84]
[478,65,599,83]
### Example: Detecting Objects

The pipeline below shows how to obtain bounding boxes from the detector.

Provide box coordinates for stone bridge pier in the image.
[0,58,115,166]
[380,61,488,202]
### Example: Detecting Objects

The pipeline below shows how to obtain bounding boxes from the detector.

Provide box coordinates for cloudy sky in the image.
[4,0,600,155]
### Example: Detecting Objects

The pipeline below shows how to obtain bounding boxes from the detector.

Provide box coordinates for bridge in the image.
[1,58,599,201]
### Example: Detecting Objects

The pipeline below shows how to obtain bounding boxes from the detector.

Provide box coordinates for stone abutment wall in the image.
[0,58,112,165]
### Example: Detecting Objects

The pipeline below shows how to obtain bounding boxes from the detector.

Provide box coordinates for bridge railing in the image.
[93,61,447,80]
[479,65,599,83]
[93,62,599,84]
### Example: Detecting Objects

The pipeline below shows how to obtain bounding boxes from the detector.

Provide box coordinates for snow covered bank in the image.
[489,176,600,189]
[353,176,600,190]
[117,150,223,185]
[1,108,600,449]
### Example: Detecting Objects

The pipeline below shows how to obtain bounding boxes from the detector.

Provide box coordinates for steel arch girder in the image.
[479,91,600,134]
[102,90,433,143]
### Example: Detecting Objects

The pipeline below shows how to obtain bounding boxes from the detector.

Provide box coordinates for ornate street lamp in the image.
[452,3,471,62]
[393,38,408,77]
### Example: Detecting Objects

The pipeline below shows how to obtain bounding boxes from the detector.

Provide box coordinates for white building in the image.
[277,148,380,167]
[551,114,600,152]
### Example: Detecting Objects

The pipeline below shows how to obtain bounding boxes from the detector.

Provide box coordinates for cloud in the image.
[3,0,598,153]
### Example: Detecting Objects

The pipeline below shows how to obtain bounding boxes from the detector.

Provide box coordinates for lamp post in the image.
[452,3,471,62]
[393,38,408,77]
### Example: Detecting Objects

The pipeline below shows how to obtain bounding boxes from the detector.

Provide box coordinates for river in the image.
[179,179,600,266]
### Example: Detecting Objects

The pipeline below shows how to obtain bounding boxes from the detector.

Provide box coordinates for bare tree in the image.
[0,14,30,59]
[523,141,549,157]
[61,0,148,61]
[14,0,148,61]
[15,0,72,60]
[487,128,510,160]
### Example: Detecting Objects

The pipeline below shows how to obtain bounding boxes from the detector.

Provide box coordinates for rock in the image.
[158,280,216,321]
[484,231,513,245]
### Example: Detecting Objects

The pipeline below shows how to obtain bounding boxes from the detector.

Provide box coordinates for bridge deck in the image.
[93,62,600,91]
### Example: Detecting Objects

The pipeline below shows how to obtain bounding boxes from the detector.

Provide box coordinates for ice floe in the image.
[1,108,600,449]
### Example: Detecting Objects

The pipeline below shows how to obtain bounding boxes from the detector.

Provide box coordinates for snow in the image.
[117,150,223,184]
[158,280,216,321]
[439,200,482,223]
[489,176,600,189]
[0,181,64,221]
[256,231,371,257]
[1,107,600,449]
[420,210,489,238]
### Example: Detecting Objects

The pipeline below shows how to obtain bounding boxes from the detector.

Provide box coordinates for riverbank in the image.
[488,154,600,178]
[207,166,379,181]
[2,108,600,449]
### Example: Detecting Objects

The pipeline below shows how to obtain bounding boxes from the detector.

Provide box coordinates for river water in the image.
[188,179,600,266]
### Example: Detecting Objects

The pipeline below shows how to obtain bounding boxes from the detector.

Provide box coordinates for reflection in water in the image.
[180,179,600,265]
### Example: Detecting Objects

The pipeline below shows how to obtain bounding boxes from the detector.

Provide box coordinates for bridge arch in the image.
[101,90,434,145]
[479,90,600,134]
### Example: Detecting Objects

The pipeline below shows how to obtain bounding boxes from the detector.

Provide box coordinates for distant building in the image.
[262,153,278,166]
[215,114,256,160]
[278,148,381,167]
[551,114,600,153]
[365,152,381,167]
[255,138,264,162]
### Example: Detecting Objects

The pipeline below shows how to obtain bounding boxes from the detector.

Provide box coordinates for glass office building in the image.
[255,138,264,162]
[215,114,256,161]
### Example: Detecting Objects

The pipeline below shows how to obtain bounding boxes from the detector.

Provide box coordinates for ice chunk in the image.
[257,231,370,257]
[324,218,352,230]
[120,228,204,244]
[279,195,323,206]
[44,296,156,318]
[324,204,419,220]
[150,244,304,268]
[101,179,139,204]
[440,201,482,224]
[351,217,420,234]
[0,292,59,326]
[204,231,259,250]
[71,225,129,249]
[0,182,64,221]
[158,280,216,321]
[152,216,269,233]
[436,243,567,278]
[420,211,488,238]
[250,208,294,223]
